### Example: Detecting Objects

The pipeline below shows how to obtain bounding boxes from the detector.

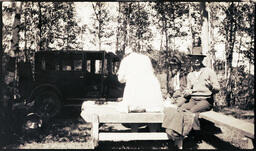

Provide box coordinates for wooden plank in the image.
[81,101,123,117]
[67,97,122,102]
[199,111,254,139]
[98,113,164,123]
[81,111,164,123]
[99,132,169,141]
[81,101,165,123]
[91,114,99,148]
[247,137,254,149]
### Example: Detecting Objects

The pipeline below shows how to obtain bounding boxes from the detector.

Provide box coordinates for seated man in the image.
[177,47,220,112]
[162,46,220,149]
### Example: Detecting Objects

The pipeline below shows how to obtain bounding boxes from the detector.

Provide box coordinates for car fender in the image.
[29,83,63,101]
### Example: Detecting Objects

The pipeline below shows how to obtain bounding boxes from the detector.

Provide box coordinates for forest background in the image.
[0,1,254,117]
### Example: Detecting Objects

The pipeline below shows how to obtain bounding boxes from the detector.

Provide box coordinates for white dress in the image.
[117,52,163,113]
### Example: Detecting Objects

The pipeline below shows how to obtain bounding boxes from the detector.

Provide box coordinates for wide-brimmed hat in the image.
[188,47,206,57]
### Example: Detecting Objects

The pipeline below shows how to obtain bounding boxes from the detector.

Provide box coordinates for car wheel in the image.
[34,91,61,119]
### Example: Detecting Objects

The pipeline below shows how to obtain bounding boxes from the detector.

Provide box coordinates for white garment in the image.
[117,52,164,113]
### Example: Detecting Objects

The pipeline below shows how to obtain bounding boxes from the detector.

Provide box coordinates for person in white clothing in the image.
[117,49,163,113]
[117,47,164,131]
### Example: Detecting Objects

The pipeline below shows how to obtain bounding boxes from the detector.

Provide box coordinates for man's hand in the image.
[205,79,213,90]
[183,89,192,97]
[173,90,182,98]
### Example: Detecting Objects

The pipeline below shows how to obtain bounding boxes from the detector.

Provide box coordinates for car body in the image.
[18,50,124,118]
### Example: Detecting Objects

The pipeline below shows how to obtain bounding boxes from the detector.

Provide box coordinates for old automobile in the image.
[18,50,124,118]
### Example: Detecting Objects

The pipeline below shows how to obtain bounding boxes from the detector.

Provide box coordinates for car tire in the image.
[34,91,61,119]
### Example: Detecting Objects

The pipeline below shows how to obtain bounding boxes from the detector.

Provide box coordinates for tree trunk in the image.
[38,2,42,51]
[98,6,102,50]
[121,3,128,54]
[224,25,229,79]
[208,3,214,69]
[67,3,72,50]
[160,31,163,51]
[24,4,28,61]
[188,2,193,52]
[127,3,131,48]
[237,36,242,67]
[7,2,22,100]
[0,2,3,84]
[92,2,102,50]
[163,14,169,93]
[200,2,211,69]
[137,2,140,51]
[47,7,53,50]
[122,2,131,53]
[226,2,237,107]
[1,2,22,135]
[9,3,22,57]
[173,4,175,52]
[115,2,121,53]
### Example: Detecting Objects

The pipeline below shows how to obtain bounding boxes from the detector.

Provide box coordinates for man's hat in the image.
[188,47,206,57]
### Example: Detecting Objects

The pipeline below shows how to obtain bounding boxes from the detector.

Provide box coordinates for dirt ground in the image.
[0,105,254,149]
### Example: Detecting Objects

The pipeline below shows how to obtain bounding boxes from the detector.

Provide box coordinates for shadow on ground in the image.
[0,105,246,149]
[0,106,91,149]
[96,119,244,150]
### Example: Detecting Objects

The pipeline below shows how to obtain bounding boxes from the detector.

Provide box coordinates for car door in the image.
[58,53,85,99]
[84,52,105,98]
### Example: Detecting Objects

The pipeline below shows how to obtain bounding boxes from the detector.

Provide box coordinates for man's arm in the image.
[207,69,220,94]
[183,73,192,97]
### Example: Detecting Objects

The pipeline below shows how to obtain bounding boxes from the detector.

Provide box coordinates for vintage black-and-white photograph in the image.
[0,1,254,149]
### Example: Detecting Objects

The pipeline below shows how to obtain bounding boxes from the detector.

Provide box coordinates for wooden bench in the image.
[80,101,254,149]
[199,110,254,149]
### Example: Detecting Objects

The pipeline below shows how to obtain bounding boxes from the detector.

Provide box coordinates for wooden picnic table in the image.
[80,101,254,149]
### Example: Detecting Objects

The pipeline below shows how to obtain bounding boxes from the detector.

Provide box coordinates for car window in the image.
[55,64,61,71]
[63,64,72,71]
[40,56,57,71]
[95,60,102,74]
[104,59,108,75]
[62,57,72,71]
[86,60,91,73]
[112,61,120,74]
[74,60,82,71]
[86,59,103,74]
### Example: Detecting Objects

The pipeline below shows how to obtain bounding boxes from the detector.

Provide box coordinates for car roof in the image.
[35,50,105,54]
[35,50,120,61]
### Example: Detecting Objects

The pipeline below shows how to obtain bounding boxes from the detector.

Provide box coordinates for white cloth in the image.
[117,52,164,113]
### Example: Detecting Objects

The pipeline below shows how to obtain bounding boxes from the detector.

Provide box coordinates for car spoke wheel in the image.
[34,91,61,119]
